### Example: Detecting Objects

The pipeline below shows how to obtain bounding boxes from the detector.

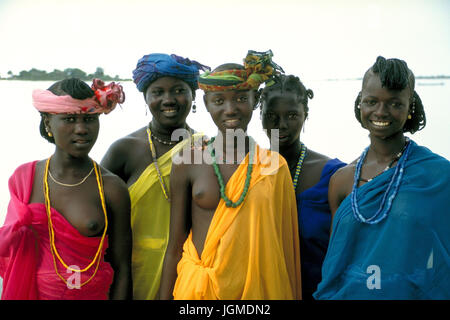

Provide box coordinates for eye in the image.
[389,101,403,109]
[213,98,224,105]
[236,96,248,103]
[174,88,186,94]
[64,116,76,123]
[151,89,163,96]
[84,115,96,122]
[362,99,377,106]
[288,113,298,120]
[264,112,278,121]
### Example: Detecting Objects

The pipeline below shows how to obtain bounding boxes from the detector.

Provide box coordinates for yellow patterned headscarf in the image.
[198,50,284,92]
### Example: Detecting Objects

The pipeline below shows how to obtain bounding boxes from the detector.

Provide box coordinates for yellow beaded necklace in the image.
[43,157,108,288]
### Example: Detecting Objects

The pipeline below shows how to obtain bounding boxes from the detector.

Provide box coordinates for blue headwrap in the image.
[132,53,210,93]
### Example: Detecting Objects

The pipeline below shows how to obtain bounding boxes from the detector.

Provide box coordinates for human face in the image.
[45,113,99,157]
[145,76,193,129]
[360,73,411,139]
[261,92,306,147]
[203,90,255,134]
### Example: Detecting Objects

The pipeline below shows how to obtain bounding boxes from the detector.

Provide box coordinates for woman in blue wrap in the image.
[260,74,346,299]
[101,53,209,299]
[314,56,450,300]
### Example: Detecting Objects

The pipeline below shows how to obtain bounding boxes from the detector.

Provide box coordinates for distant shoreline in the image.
[323,76,450,81]
[1,77,448,82]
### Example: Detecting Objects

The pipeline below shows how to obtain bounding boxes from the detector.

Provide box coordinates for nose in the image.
[373,102,389,118]
[223,100,237,116]
[162,91,176,105]
[74,120,88,135]
[279,116,288,130]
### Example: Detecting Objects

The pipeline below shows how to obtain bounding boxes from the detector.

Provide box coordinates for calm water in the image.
[0,79,449,224]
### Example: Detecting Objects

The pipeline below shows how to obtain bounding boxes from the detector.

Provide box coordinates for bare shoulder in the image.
[333,158,357,180]
[329,158,358,198]
[305,149,333,167]
[99,166,130,201]
[106,127,147,155]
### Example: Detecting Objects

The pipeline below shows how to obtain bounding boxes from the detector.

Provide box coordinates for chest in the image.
[30,172,106,237]
[191,163,240,211]
[126,140,173,187]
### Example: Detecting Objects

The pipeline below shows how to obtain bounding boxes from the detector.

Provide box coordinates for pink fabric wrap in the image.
[0,162,114,300]
[32,79,125,115]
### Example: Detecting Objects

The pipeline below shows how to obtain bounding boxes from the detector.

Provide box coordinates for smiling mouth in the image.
[371,120,391,127]
[161,108,178,116]
[223,119,240,127]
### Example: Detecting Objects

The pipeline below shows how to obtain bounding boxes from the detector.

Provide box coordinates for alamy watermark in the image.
[366,265,381,290]
[66,265,81,289]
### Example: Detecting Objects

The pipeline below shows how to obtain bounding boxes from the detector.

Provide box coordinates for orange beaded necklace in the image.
[43,157,108,288]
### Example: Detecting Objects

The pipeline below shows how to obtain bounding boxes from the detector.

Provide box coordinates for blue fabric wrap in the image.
[296,158,346,300]
[132,53,207,92]
[314,140,450,300]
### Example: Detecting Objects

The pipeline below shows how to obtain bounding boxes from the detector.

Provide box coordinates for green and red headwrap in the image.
[198,50,284,92]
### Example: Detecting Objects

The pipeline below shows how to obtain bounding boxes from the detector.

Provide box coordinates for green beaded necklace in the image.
[292,143,307,191]
[207,137,255,208]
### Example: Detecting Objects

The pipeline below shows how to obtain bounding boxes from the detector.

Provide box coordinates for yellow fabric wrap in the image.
[173,145,302,300]
[129,133,203,300]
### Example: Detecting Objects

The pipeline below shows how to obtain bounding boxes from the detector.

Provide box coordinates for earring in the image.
[408,114,412,120]
[192,104,197,113]
[45,127,53,137]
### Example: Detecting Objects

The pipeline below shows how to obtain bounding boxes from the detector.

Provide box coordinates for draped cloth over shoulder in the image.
[0,162,113,300]
[129,134,203,300]
[314,141,450,300]
[173,146,301,300]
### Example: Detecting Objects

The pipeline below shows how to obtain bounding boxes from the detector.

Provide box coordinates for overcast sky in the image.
[1,0,449,81]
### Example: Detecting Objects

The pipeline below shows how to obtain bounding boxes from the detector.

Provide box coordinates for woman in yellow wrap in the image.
[101,53,209,299]
[160,50,302,300]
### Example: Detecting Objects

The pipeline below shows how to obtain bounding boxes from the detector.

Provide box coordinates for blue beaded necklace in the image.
[207,136,255,208]
[351,139,412,224]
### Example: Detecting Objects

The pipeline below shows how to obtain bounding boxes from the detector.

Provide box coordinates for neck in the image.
[278,139,302,164]
[149,120,189,138]
[368,132,407,162]
[213,130,251,161]
[50,149,92,175]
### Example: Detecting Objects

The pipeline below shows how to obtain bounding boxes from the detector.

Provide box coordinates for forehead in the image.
[205,89,254,98]
[263,92,303,111]
[148,76,189,89]
[362,74,410,100]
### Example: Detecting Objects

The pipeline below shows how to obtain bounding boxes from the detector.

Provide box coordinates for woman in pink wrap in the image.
[0,78,132,300]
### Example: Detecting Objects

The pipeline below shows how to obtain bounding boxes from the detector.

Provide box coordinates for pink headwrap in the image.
[32,79,125,115]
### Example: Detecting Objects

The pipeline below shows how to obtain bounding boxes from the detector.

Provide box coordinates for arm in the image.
[100,139,128,182]
[159,158,192,300]
[327,167,351,234]
[104,174,133,300]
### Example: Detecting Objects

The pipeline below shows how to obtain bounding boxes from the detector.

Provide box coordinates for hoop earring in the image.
[192,104,197,113]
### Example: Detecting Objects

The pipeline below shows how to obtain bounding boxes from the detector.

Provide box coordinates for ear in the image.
[43,113,51,130]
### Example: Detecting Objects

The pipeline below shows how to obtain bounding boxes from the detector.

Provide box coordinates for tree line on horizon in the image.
[1,67,131,81]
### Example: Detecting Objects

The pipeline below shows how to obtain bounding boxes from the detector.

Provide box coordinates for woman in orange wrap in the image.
[160,50,302,300]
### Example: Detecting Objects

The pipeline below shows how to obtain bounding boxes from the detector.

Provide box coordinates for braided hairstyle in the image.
[355,56,426,134]
[39,78,95,143]
[260,74,314,118]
